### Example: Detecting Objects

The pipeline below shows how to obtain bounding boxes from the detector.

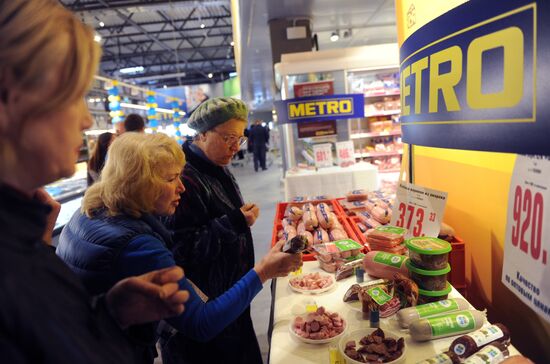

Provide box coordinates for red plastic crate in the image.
[448,236,466,290]
[271,212,360,261]
[346,216,368,246]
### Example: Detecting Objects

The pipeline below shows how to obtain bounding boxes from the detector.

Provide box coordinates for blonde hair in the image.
[82,133,185,218]
[0,0,101,164]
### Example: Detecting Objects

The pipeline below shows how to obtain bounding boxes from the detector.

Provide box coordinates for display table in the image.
[269,261,520,363]
[284,163,378,201]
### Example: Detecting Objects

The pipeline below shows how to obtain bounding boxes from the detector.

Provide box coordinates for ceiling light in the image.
[330,31,339,42]
[230,41,235,46]
[163,85,167,88]
[119,66,145,74]
[207,73,213,79]
[99,21,105,27]
[200,23,205,29]
[94,34,102,43]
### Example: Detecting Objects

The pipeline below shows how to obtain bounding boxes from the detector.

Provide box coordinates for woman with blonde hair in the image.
[56,132,302,363]
[0,1,189,363]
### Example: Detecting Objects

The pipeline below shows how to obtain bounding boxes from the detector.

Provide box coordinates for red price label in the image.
[511,185,547,265]
[316,150,329,161]
[339,149,350,159]
[394,203,428,237]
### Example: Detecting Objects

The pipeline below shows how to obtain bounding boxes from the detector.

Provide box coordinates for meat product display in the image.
[365,226,407,242]
[367,243,406,255]
[340,200,368,214]
[292,306,345,340]
[362,251,409,279]
[397,298,470,328]
[330,213,343,229]
[316,203,334,229]
[364,226,407,254]
[370,205,391,224]
[406,237,451,270]
[289,272,334,291]
[313,240,363,273]
[282,217,296,228]
[335,259,363,281]
[297,221,306,234]
[343,328,405,363]
[409,310,486,341]
[301,231,314,247]
[283,224,297,236]
[357,211,382,229]
[342,279,389,303]
[462,343,509,364]
[302,203,319,230]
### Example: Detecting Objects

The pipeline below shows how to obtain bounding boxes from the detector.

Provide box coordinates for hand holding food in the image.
[254,240,303,283]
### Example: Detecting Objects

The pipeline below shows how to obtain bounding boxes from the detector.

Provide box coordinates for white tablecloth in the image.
[269,261,520,364]
[284,163,378,201]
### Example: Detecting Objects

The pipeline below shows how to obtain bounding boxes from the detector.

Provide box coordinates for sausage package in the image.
[366,226,407,241]
[316,203,334,229]
[346,189,369,201]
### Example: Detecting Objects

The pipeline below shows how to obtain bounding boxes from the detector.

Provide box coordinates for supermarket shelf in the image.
[354,150,403,158]
[350,130,401,139]
[364,92,400,98]
[364,109,401,117]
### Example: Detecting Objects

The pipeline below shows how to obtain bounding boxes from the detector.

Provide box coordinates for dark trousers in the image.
[253,145,267,171]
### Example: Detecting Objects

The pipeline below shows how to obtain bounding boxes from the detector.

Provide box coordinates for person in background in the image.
[87,132,115,185]
[57,133,301,363]
[248,119,269,171]
[124,113,146,133]
[0,1,189,362]
[164,97,264,364]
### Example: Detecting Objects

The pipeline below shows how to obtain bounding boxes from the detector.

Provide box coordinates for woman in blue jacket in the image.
[56,132,302,363]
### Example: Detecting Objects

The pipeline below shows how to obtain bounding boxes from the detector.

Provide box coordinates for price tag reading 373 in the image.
[502,155,550,324]
[390,182,448,239]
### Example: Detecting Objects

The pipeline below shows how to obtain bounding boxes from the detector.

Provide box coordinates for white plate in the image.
[289,316,347,345]
[338,328,406,364]
[288,273,335,295]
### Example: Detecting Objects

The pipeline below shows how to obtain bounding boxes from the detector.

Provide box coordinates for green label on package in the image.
[375,225,407,235]
[366,287,392,305]
[333,239,362,252]
[373,252,406,268]
[428,311,476,337]
[416,299,459,318]
[463,345,504,364]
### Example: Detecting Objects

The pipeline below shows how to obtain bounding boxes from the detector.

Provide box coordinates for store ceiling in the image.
[238,0,397,111]
[61,0,236,87]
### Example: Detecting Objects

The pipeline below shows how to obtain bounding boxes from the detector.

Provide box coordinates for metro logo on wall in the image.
[399,0,550,156]
[274,94,364,124]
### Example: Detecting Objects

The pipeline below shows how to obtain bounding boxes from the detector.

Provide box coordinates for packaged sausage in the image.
[449,324,511,359]
[282,235,308,254]
[335,259,363,281]
[296,220,306,234]
[368,243,407,255]
[362,251,409,280]
[283,224,297,236]
[302,203,319,231]
[418,283,452,304]
[406,237,452,270]
[370,205,391,224]
[316,203,334,229]
[313,227,330,245]
[346,189,369,201]
[397,298,470,328]
[301,231,314,248]
[357,211,382,228]
[416,352,461,364]
[329,213,343,229]
[329,228,348,241]
[367,225,407,241]
[462,343,509,364]
[340,200,368,214]
[356,222,368,233]
[407,260,450,291]
[409,310,486,341]
[282,217,296,228]
[287,206,304,221]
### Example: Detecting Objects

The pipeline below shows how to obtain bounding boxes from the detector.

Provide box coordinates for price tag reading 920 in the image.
[390,182,448,239]
[502,155,550,324]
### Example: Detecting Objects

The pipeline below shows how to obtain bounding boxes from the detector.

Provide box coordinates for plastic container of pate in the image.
[418,282,452,304]
[407,260,450,291]
[405,237,452,270]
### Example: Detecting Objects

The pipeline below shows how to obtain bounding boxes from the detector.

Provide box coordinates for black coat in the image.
[248,125,269,150]
[163,142,262,364]
[0,185,138,363]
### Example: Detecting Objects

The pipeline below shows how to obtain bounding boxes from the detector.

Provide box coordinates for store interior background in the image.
[52,0,550,361]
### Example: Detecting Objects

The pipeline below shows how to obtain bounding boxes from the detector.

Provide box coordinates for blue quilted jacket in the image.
[56,209,263,344]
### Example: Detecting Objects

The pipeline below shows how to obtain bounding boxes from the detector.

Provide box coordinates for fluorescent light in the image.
[94,34,102,42]
[119,66,144,74]
[120,102,148,110]
[229,72,238,78]
[330,31,339,42]
[163,85,167,88]
[230,41,235,46]
[200,23,205,29]
[207,73,213,79]
[99,21,105,27]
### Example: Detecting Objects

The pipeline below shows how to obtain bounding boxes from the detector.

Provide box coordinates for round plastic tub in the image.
[418,282,452,304]
[405,237,451,270]
[406,260,450,291]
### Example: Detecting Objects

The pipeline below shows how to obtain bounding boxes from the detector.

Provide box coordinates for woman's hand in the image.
[254,240,303,283]
[34,188,61,245]
[105,266,190,329]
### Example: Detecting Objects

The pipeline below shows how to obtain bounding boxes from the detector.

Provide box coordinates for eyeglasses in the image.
[211,130,247,147]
